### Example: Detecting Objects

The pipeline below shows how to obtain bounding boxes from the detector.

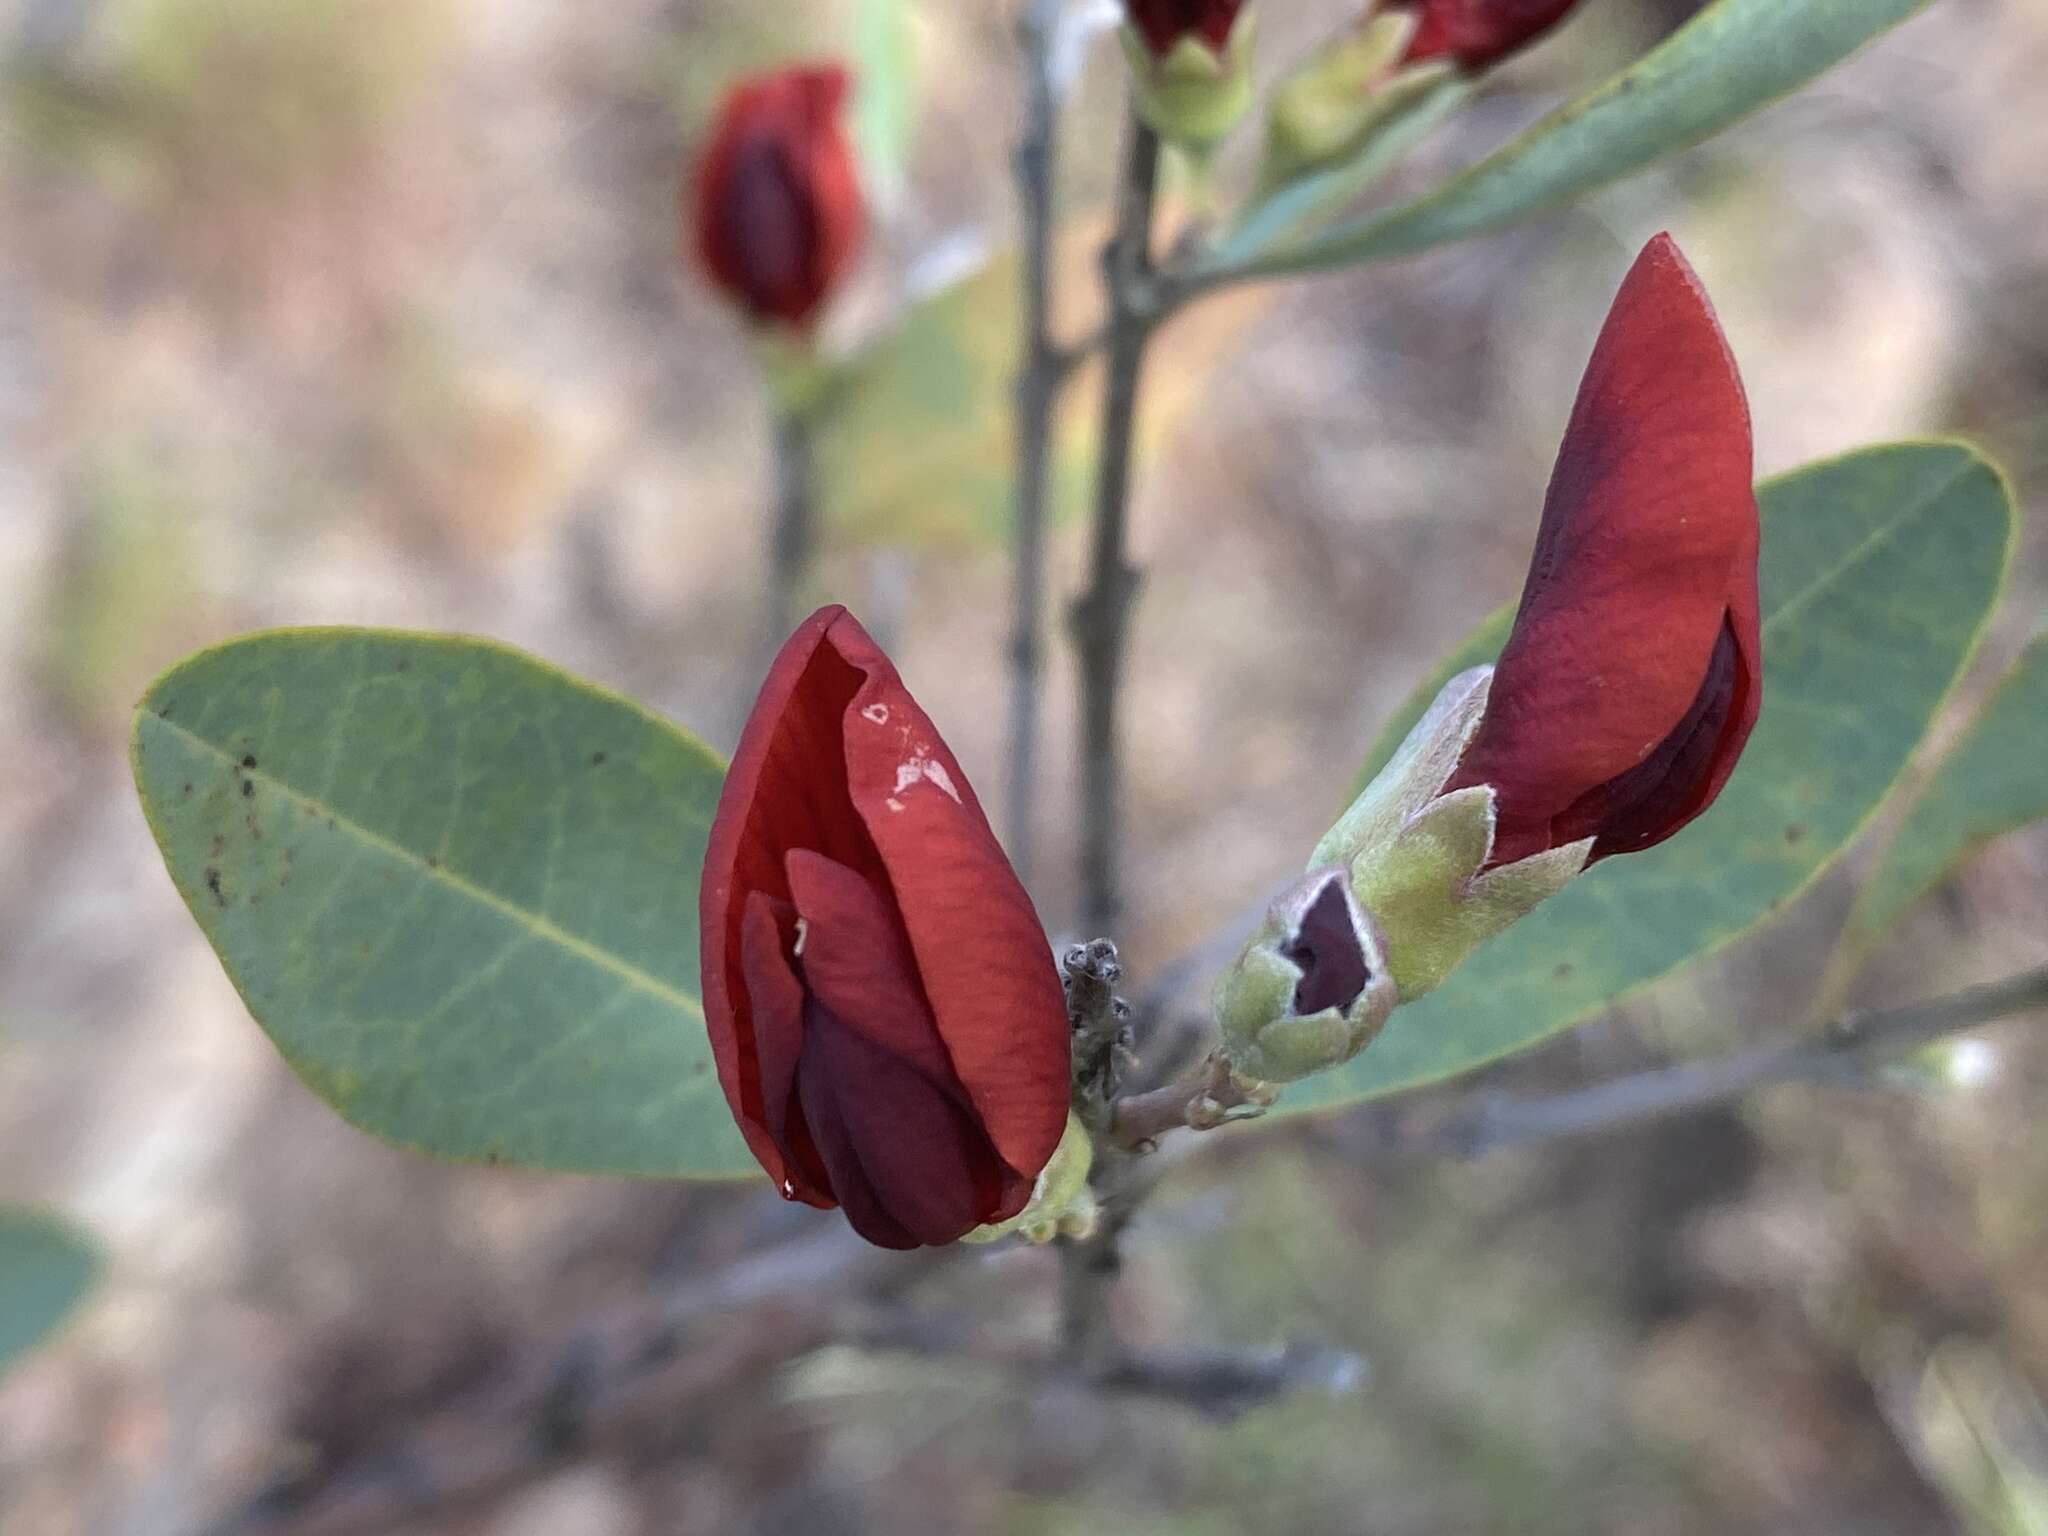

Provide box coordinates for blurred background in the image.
[3,0,2047,1531]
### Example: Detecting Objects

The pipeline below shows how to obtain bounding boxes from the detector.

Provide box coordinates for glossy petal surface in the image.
[700,608,1067,1247]
[1445,235,1760,866]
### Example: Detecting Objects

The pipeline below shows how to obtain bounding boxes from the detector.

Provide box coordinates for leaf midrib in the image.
[1759,451,1978,638]
[139,709,705,1022]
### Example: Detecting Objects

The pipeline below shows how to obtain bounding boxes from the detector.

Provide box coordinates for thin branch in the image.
[1005,0,1070,883]
[199,1225,931,1536]
[1107,962,2048,1160]
[1071,111,1163,936]
[849,1312,1367,1420]
[1411,962,2048,1160]
[765,405,816,645]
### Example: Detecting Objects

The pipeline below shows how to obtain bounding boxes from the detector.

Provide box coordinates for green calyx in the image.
[962,1111,1099,1245]
[1260,14,1456,188]
[1119,13,1257,153]
[1216,870,1400,1084]
[1317,665,1590,1001]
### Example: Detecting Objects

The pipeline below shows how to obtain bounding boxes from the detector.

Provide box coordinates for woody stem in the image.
[1006,0,1075,885]
[766,405,816,647]
[1071,110,1162,938]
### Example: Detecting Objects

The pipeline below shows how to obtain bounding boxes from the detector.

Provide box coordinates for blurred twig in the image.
[198,1225,930,1536]
[766,406,817,646]
[1323,962,2048,1165]
[850,1311,1366,1420]
[1070,110,1162,937]
[1005,0,1079,883]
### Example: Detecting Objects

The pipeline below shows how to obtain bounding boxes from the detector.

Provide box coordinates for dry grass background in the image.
[2,0,2047,1531]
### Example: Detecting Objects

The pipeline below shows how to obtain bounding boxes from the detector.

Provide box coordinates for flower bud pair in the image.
[1222,236,1762,1083]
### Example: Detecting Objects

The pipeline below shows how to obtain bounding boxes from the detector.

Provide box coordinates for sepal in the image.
[1119,11,1257,153]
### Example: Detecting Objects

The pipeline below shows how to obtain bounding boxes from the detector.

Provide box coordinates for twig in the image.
[849,1312,1366,1420]
[1406,962,2048,1161]
[199,1224,931,1536]
[1005,0,1071,882]
[765,405,816,645]
[1070,110,1163,937]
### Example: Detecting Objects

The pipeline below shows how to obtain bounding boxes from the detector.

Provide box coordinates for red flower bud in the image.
[690,65,864,331]
[699,607,1071,1249]
[1443,234,1761,868]
[1125,0,1246,58]
[1398,0,1582,71]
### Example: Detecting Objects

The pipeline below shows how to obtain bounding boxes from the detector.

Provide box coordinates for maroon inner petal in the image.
[738,891,831,1202]
[795,1010,1008,1248]
[724,135,819,321]
[1555,617,1744,859]
[1279,876,1372,1016]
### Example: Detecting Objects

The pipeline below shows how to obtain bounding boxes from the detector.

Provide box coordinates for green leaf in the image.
[130,629,755,1178]
[1824,632,2048,992]
[850,0,916,211]
[0,1208,100,1376]
[1277,441,2015,1118]
[1202,0,1931,279]
[816,250,1061,548]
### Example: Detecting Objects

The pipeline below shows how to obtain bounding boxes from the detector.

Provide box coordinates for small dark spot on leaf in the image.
[483,1148,504,1166]
[241,754,257,769]
[205,868,225,906]
[691,1062,708,1077]
[1553,963,1574,982]
[590,751,607,766]
[241,779,255,798]
[426,855,440,870]
[181,782,193,796]
[210,834,225,859]
[396,657,413,672]
[1784,823,1806,845]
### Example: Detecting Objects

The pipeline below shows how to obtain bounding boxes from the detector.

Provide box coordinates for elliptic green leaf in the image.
[1201,0,1930,280]
[130,629,754,1177]
[0,1208,100,1376]
[1277,440,2015,1117]
[1824,632,2048,992]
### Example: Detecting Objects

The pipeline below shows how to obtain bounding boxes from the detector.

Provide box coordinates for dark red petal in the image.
[737,892,832,1206]
[783,849,956,1090]
[1280,875,1372,1016]
[1401,0,1582,70]
[796,1016,1006,1249]
[1443,235,1760,866]
[820,613,1071,1185]
[1125,0,1242,57]
[702,607,881,1193]
[1559,618,1751,859]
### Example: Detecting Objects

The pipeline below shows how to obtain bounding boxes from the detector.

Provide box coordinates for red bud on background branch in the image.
[689,64,865,333]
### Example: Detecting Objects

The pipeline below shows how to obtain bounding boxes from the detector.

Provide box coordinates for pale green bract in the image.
[130,629,755,1178]
[1272,441,2015,1118]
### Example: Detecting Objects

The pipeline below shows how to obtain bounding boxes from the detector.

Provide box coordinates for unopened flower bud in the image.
[1259,14,1461,190]
[962,1111,1096,1245]
[1217,870,1399,1083]
[1394,0,1585,73]
[1119,1,1256,153]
